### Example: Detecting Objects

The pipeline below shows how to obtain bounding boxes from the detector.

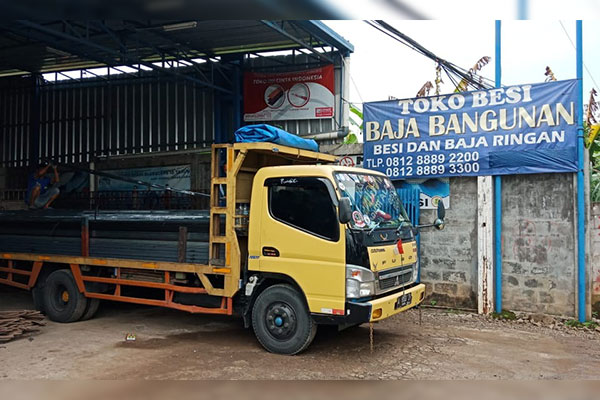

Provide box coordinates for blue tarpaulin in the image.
[234,124,319,152]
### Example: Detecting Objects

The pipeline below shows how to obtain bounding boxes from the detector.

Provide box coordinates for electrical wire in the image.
[374,20,495,89]
[364,20,495,92]
[382,0,429,19]
[558,20,600,91]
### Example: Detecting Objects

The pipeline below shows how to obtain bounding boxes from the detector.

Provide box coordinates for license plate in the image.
[394,293,412,309]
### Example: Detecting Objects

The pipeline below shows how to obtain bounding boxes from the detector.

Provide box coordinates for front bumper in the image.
[367,283,425,322]
[311,283,426,325]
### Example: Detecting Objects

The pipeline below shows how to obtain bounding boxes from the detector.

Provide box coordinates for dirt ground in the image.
[1,285,599,380]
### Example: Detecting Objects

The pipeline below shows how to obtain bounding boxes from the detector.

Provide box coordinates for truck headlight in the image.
[412,260,419,282]
[346,265,376,299]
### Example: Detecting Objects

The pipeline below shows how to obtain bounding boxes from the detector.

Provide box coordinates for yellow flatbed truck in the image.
[0,142,442,354]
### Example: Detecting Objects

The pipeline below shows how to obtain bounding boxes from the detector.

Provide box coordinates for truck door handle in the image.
[262,247,280,257]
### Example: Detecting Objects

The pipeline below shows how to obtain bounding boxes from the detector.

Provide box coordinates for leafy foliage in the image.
[347,103,363,143]
[544,66,557,82]
[491,310,517,320]
[587,88,600,202]
[454,56,491,93]
[416,81,433,97]
[590,148,600,202]
[587,88,598,125]
[565,319,599,329]
[344,133,358,144]
[349,103,363,121]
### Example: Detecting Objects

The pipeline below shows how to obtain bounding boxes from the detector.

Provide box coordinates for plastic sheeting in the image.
[234,124,319,152]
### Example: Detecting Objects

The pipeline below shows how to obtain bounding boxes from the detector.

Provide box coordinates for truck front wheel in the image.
[251,284,317,355]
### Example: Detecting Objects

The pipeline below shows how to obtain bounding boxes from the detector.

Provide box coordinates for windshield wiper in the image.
[367,221,381,235]
[396,221,407,234]
[368,217,409,236]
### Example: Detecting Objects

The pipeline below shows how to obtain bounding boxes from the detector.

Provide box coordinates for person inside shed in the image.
[26,162,60,209]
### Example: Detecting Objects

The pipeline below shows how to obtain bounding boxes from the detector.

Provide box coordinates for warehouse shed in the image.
[0,20,353,208]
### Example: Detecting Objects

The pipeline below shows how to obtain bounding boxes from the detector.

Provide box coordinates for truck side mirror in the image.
[434,200,445,230]
[338,197,352,224]
[437,200,446,220]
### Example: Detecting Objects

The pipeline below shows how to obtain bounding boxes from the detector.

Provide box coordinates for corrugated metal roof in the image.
[0,20,353,77]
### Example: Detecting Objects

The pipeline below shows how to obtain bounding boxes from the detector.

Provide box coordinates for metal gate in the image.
[397,187,421,282]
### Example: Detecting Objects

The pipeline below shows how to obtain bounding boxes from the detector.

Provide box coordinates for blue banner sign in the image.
[363,80,578,179]
[395,178,450,210]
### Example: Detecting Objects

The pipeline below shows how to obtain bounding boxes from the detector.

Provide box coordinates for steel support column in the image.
[29,74,41,165]
[232,56,242,133]
[576,20,586,322]
[494,20,503,313]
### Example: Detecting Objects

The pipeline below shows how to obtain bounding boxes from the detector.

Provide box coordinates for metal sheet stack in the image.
[0,210,211,264]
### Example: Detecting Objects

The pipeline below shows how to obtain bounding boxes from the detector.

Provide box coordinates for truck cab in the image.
[244,163,431,354]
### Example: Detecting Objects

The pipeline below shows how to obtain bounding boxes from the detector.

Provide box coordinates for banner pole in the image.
[494,20,502,314]
[517,0,528,20]
[576,20,586,322]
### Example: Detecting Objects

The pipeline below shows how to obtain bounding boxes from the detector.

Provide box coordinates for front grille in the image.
[377,265,413,293]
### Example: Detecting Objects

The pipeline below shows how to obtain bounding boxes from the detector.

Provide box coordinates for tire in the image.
[31,285,46,314]
[43,270,88,323]
[80,298,101,321]
[251,284,317,355]
[31,269,52,314]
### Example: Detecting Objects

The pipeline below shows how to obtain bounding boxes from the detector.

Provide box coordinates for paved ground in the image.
[1,285,599,379]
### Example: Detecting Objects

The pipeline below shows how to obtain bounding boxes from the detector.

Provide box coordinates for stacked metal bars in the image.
[0,210,211,263]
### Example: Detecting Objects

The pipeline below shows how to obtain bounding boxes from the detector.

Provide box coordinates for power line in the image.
[375,20,495,88]
[364,20,495,92]
[382,0,429,19]
[559,20,600,91]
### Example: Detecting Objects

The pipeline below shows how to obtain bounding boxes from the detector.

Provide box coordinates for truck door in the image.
[258,177,345,315]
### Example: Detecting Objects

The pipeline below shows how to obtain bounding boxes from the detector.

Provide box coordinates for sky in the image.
[319,0,600,20]
[323,20,600,108]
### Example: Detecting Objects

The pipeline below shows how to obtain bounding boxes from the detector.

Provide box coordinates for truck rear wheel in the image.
[80,298,101,321]
[31,285,46,314]
[251,284,317,355]
[43,270,88,323]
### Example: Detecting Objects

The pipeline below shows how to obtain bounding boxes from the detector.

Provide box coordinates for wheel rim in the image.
[265,301,297,340]
[51,284,70,311]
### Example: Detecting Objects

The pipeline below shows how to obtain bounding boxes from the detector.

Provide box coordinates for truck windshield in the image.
[333,172,410,230]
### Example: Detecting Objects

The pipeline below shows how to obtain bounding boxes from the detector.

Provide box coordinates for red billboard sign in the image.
[243,65,335,121]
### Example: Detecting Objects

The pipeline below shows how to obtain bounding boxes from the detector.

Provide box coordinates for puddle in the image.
[114,328,252,350]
